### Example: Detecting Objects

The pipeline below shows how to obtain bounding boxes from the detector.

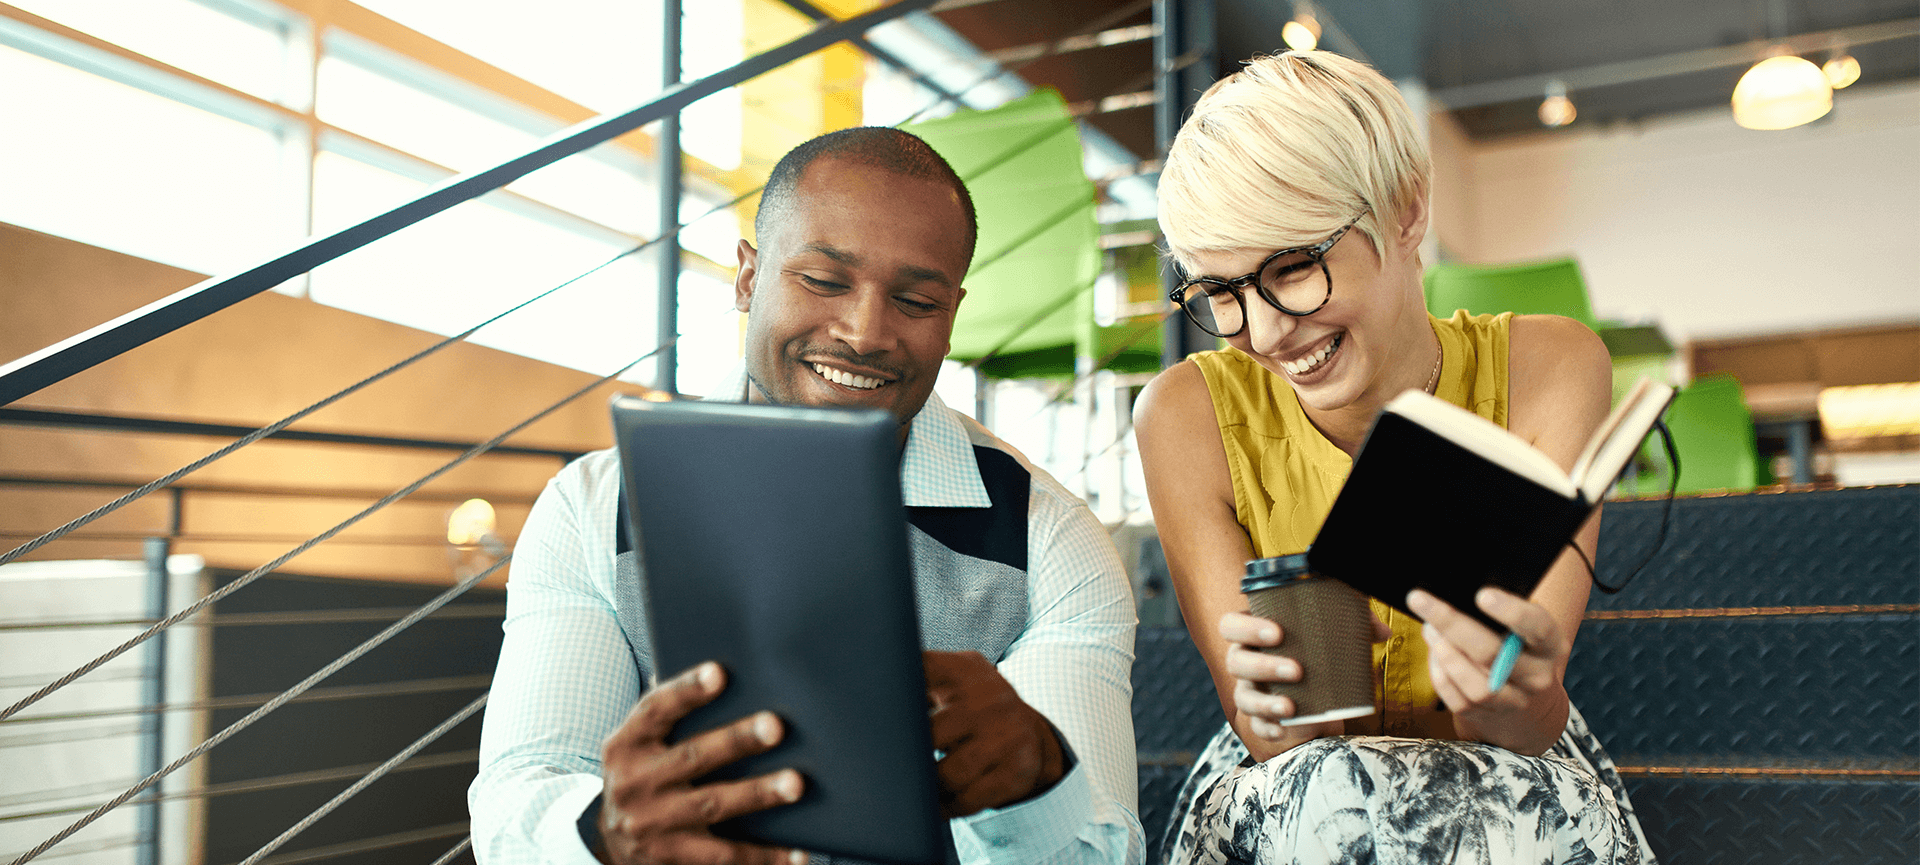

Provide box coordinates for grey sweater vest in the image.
[609,445,1034,686]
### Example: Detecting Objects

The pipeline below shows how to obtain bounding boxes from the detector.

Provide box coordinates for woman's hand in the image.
[1408,587,1572,756]
[1219,611,1390,761]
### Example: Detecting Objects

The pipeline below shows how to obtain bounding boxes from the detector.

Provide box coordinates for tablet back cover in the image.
[610,396,950,865]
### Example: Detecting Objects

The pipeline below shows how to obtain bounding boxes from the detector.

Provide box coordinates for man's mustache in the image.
[799,346,905,381]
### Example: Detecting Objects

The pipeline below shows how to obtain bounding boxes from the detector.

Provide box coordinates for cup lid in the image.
[1241,552,1314,593]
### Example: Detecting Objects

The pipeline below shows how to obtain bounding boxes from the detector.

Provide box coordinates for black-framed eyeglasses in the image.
[1168,214,1366,338]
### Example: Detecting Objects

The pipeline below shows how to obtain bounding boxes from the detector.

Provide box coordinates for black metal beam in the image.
[775,0,970,109]
[0,0,940,408]
[0,407,583,460]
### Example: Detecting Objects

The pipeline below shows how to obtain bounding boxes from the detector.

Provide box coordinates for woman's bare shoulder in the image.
[1507,315,1612,462]
[1134,358,1216,439]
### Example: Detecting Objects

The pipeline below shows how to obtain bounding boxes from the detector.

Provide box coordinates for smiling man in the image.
[471,128,1143,865]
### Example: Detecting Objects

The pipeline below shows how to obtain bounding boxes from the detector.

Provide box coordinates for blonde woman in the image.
[1134,51,1656,863]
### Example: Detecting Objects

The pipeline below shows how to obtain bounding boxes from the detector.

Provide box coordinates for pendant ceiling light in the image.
[1283,2,1321,51]
[1732,53,1832,130]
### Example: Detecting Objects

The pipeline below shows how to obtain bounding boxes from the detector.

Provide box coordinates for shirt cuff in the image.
[537,777,608,865]
[950,756,1094,862]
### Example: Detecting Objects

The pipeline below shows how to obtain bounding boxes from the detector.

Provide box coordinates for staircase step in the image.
[1567,614,1918,763]
[1593,486,1918,611]
[1625,776,1918,864]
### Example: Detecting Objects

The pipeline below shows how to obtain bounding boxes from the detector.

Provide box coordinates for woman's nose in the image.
[1242,295,1298,357]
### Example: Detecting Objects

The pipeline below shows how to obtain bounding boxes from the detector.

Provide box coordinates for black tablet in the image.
[609,395,951,865]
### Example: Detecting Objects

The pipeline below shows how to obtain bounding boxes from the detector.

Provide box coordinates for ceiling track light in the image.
[1733,50,1832,130]
[1823,44,1861,89]
[1538,79,1576,127]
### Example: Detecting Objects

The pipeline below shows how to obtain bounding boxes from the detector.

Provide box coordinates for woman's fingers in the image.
[1218,610,1281,647]
[1223,642,1300,683]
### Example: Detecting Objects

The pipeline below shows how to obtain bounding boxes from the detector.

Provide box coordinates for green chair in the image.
[1423,257,1599,329]
[1635,374,1762,495]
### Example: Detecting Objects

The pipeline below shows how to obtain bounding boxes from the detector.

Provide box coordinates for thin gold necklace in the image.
[1423,338,1443,395]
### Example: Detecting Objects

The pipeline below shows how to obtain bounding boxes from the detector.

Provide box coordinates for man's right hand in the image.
[596,661,808,865]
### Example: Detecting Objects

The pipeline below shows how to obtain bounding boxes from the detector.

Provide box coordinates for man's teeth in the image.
[1280,335,1342,375]
[812,363,885,390]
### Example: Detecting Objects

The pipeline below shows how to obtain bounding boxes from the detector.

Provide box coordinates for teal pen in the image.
[1487,633,1525,693]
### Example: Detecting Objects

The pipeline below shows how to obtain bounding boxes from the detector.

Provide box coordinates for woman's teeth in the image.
[813,363,884,390]
[1280,335,1342,376]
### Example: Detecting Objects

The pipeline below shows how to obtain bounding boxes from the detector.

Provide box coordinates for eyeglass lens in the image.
[1179,252,1329,337]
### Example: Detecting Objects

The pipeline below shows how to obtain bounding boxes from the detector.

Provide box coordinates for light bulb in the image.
[1282,14,1321,51]
[447,498,497,545]
[1539,80,1576,127]
[1732,54,1832,130]
[1823,54,1860,89]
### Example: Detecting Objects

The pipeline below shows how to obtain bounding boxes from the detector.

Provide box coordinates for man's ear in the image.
[733,239,759,313]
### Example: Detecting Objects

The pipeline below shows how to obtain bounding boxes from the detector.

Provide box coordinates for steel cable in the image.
[236,693,489,865]
[6,554,508,865]
[426,838,473,865]
[0,243,646,568]
[0,340,665,724]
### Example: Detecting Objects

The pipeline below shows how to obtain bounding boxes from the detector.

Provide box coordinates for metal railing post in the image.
[137,536,170,865]
[657,0,684,395]
[1154,0,1218,369]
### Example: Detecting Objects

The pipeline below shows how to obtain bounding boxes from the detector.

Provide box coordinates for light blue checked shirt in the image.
[471,368,1142,864]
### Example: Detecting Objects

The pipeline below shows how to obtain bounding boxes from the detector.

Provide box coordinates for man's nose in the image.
[829,287,893,356]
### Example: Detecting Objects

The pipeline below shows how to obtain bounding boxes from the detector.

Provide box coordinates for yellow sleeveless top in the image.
[1191,310,1511,738]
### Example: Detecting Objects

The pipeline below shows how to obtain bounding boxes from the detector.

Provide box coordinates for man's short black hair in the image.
[754,127,978,264]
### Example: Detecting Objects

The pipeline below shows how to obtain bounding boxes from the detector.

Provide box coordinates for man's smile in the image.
[811,361,891,391]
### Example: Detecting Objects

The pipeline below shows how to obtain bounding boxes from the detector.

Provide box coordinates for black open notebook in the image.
[1307,377,1676,631]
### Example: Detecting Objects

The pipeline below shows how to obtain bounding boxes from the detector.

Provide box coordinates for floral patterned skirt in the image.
[1160,704,1657,865]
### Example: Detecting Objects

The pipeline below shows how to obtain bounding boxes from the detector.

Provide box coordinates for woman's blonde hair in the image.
[1157,50,1430,268]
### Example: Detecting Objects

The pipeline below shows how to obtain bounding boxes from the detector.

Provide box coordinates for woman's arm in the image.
[1416,314,1613,755]
[1134,361,1346,762]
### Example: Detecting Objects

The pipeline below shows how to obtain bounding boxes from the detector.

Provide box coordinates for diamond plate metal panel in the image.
[1133,626,1225,755]
[1627,777,1919,865]
[1567,615,1919,762]
[1592,486,1918,611]
[1138,762,1192,864]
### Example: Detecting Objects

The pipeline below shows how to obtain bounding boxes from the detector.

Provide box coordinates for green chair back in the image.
[1424,258,1598,329]
[1636,374,1762,495]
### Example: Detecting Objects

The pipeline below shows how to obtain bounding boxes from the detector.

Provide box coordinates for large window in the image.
[0,0,752,391]
[0,43,288,275]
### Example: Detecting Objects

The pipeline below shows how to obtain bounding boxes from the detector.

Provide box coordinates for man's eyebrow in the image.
[800,242,860,265]
[798,243,957,289]
[898,264,956,288]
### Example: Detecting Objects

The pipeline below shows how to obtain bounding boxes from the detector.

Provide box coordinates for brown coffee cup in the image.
[1241,552,1375,726]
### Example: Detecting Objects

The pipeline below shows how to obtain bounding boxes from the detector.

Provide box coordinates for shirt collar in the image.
[707,365,992,510]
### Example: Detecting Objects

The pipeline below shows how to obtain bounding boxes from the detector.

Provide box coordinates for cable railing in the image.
[0,2,1179,862]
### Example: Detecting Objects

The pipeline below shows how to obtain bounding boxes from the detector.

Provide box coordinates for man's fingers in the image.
[645,710,787,788]
[936,727,1043,817]
[672,769,805,827]
[1218,611,1281,646]
[614,662,726,746]
[651,830,808,865]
